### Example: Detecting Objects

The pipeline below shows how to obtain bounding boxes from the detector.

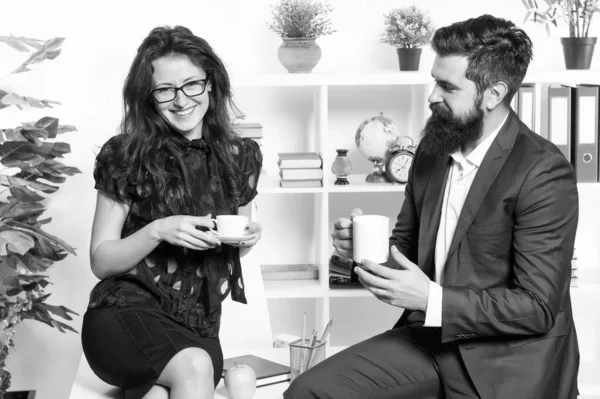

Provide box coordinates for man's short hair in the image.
[431,14,533,105]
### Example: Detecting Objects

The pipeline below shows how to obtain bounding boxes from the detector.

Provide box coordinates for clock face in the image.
[388,153,413,183]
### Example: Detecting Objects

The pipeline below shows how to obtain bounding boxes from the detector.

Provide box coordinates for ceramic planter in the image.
[277,38,322,73]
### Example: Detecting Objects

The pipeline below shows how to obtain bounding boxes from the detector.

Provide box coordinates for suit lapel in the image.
[418,154,451,279]
[444,111,520,264]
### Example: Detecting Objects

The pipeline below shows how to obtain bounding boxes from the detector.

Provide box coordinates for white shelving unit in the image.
[231,70,600,390]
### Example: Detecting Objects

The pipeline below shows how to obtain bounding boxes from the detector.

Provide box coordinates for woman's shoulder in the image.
[96,134,129,164]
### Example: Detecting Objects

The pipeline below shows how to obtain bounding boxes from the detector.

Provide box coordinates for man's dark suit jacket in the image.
[391,110,579,399]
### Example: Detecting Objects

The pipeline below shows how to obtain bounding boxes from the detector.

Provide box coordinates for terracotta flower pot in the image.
[277,38,322,73]
[560,37,597,70]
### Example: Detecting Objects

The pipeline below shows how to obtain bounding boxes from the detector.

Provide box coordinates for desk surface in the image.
[70,346,346,399]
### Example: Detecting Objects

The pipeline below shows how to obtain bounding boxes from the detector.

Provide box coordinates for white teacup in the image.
[210,215,249,237]
[353,215,389,264]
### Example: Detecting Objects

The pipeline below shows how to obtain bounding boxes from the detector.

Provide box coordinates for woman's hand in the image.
[230,220,262,248]
[152,214,221,251]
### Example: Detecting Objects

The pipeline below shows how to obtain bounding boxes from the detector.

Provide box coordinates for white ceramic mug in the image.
[353,215,389,264]
[210,215,249,237]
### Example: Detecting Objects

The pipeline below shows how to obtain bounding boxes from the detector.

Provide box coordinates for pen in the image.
[301,312,307,346]
[320,319,333,344]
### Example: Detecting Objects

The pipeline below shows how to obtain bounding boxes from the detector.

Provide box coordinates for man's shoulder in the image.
[513,124,569,167]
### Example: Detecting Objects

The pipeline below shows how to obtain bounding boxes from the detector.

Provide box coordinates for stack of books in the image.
[278,152,323,188]
[328,254,362,288]
[571,248,579,287]
[233,121,263,147]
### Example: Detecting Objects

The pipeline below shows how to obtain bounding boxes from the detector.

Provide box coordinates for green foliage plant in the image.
[0,34,80,394]
[267,0,336,39]
[380,5,436,49]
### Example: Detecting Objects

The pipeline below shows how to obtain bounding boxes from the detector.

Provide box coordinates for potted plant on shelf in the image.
[522,0,600,69]
[380,5,435,71]
[0,35,80,398]
[267,0,336,73]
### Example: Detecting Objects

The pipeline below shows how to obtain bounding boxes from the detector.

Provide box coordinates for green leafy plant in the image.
[0,34,80,394]
[267,0,336,39]
[522,0,600,37]
[380,5,436,49]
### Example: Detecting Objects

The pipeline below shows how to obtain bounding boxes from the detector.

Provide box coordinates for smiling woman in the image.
[80,26,263,399]
[150,57,210,139]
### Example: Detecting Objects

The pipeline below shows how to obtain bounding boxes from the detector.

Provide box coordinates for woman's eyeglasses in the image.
[150,79,208,103]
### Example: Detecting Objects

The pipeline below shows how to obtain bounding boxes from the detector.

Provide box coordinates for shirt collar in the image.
[450,112,508,168]
[172,134,211,155]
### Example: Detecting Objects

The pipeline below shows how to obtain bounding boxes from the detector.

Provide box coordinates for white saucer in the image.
[208,231,256,244]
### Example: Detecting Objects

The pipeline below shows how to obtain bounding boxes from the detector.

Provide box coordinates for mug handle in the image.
[208,218,220,235]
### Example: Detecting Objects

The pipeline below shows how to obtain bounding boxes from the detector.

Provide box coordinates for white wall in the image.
[1,1,598,398]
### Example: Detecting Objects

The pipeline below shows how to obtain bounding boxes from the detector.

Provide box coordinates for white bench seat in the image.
[69,346,346,399]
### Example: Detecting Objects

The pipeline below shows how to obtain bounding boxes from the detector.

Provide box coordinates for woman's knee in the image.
[157,347,214,387]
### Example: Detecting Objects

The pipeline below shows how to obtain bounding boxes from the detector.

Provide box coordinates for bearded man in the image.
[284,14,579,399]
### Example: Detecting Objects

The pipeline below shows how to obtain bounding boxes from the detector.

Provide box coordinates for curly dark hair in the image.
[104,25,247,216]
[431,14,533,105]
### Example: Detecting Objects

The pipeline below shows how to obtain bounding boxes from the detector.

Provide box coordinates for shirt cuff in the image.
[423,281,443,327]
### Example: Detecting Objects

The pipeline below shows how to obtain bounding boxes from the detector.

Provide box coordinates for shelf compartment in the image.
[327,174,406,192]
[264,280,325,299]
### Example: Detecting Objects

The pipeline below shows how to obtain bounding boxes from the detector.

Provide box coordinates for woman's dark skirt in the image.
[81,307,223,399]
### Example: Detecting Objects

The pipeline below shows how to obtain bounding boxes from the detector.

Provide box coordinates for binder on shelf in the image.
[573,85,599,182]
[517,84,535,131]
[510,92,519,114]
[547,85,573,162]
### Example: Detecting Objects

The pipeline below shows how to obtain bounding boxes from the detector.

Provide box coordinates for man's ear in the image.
[485,81,508,110]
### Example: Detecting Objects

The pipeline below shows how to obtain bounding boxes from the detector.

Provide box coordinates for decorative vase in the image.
[277,38,322,73]
[331,149,353,185]
[560,37,597,70]
[396,47,422,71]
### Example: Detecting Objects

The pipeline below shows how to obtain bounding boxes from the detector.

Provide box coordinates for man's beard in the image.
[419,100,484,157]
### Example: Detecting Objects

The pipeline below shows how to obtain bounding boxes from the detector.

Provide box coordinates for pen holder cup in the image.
[289,339,327,382]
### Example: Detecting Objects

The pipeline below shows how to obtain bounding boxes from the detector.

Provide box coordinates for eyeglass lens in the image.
[152,80,207,103]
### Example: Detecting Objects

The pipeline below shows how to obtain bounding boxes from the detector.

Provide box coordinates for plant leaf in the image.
[0,92,60,110]
[0,262,19,295]
[14,252,54,273]
[0,200,45,222]
[9,186,45,203]
[38,302,78,320]
[4,219,76,256]
[0,35,44,52]
[0,174,58,194]
[0,230,35,256]
[10,37,65,75]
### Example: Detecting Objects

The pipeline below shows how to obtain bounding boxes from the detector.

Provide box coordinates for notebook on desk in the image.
[222,354,291,387]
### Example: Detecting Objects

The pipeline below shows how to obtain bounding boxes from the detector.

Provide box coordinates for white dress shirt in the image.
[424,113,508,327]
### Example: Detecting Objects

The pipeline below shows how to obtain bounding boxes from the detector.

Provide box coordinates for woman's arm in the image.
[89,191,221,280]
[89,191,162,280]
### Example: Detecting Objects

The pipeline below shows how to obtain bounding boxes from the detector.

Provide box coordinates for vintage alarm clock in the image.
[384,136,416,184]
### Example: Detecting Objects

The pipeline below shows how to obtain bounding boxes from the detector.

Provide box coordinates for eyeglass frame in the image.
[149,78,209,103]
